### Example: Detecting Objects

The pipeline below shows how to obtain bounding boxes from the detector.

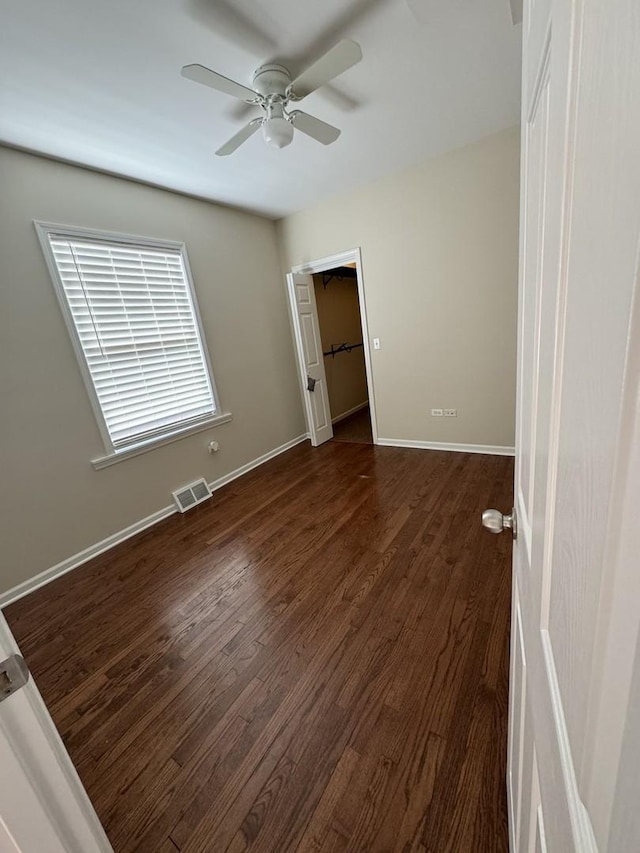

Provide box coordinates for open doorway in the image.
[287,249,378,447]
[313,265,372,444]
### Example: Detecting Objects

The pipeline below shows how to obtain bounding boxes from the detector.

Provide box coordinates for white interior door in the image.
[0,614,112,852]
[498,0,640,851]
[287,272,333,446]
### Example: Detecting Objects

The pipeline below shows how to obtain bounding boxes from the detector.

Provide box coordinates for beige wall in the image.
[0,146,305,594]
[313,274,368,420]
[0,127,519,594]
[278,126,520,449]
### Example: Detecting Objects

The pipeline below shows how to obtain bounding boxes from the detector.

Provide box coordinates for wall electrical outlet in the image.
[431,408,443,417]
[444,409,457,417]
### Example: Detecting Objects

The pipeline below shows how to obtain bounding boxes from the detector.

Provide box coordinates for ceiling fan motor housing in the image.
[252,64,292,98]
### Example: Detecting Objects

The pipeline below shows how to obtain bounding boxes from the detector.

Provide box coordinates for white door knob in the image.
[482,507,517,539]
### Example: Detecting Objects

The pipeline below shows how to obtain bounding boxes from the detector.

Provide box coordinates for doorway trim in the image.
[289,248,379,445]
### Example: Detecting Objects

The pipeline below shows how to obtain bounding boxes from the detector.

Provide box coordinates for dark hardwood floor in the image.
[5,441,514,852]
[332,406,373,444]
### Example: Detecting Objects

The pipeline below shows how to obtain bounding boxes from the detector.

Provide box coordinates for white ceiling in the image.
[0,0,522,218]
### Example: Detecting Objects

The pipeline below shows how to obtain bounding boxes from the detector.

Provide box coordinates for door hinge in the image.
[0,655,29,703]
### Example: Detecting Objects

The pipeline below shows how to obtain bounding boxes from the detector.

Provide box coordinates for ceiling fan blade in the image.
[290,40,362,100]
[181,64,258,102]
[405,0,472,25]
[185,0,279,56]
[318,84,361,113]
[215,120,262,156]
[290,111,341,145]
[228,100,262,123]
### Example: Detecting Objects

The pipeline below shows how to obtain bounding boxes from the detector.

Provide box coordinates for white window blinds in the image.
[45,232,217,449]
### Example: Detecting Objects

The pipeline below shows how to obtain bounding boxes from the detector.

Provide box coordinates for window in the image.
[36,223,228,467]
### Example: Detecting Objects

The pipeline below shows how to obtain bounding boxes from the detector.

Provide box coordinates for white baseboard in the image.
[331,401,369,425]
[208,433,308,493]
[0,505,176,611]
[0,433,308,610]
[376,438,515,456]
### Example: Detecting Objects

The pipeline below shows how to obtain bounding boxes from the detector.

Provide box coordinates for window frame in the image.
[35,221,231,469]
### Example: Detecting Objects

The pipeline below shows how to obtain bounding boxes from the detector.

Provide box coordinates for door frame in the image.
[287,248,379,444]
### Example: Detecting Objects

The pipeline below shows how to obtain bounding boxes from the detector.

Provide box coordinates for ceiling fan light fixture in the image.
[262,116,294,149]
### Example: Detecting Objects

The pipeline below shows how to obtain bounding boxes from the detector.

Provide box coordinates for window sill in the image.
[91,413,233,470]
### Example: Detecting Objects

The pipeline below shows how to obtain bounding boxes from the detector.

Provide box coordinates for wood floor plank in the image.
[4,442,513,852]
[295,746,360,853]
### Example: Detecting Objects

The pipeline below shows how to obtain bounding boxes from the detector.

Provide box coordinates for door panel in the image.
[522,749,544,853]
[517,39,551,565]
[506,0,640,851]
[518,699,535,853]
[511,0,579,842]
[508,592,527,845]
[287,272,333,446]
[535,807,548,853]
[545,0,640,764]
[310,378,330,432]
[0,614,111,851]
[300,313,321,370]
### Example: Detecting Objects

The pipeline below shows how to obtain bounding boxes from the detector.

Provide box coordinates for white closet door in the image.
[288,272,333,446]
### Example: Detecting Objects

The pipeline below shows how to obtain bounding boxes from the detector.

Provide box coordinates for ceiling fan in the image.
[181,39,363,156]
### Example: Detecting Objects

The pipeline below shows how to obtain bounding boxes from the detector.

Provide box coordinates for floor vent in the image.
[172,478,212,512]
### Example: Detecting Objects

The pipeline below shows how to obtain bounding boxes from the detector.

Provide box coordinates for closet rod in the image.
[323,342,364,358]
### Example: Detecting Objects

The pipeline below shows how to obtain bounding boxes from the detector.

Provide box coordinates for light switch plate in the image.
[431,408,443,417]
[373,338,381,350]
